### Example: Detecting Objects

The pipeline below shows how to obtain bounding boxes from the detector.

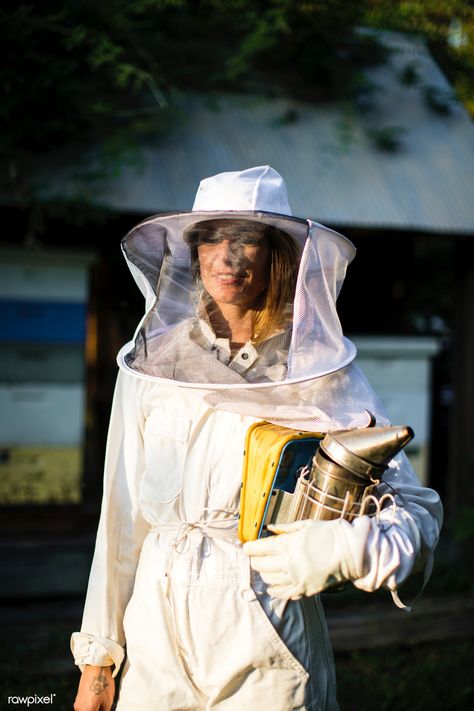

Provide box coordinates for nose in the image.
[215,239,243,266]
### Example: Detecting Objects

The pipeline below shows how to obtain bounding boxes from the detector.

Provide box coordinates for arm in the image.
[244,452,442,606]
[73,666,114,711]
[351,451,442,599]
[71,370,149,678]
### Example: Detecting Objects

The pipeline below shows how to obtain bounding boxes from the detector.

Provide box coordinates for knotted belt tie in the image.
[149,509,240,597]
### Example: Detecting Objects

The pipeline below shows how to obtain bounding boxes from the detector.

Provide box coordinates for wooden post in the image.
[448,239,474,517]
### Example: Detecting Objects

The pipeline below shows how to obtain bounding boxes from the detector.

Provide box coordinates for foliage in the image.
[366,125,406,151]
[3,1,474,209]
[1,0,381,203]
[364,0,474,116]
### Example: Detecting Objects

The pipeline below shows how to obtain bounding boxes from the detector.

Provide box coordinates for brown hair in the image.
[184,218,302,344]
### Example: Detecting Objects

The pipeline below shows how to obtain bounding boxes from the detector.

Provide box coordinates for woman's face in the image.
[197,234,270,310]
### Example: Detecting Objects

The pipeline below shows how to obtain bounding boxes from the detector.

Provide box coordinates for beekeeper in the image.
[72,166,442,711]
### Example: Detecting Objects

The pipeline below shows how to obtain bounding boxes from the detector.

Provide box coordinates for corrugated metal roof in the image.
[46,31,474,233]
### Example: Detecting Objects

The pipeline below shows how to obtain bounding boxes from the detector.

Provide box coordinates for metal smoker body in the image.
[262,423,414,532]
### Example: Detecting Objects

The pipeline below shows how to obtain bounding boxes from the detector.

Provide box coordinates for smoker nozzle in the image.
[318,424,414,481]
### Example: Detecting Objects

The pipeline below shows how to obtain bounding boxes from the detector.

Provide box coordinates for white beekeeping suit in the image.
[71,166,442,711]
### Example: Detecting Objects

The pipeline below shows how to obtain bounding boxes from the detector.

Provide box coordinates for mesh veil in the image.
[117,210,383,431]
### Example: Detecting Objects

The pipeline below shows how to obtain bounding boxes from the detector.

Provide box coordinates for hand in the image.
[243,517,370,600]
[74,665,115,711]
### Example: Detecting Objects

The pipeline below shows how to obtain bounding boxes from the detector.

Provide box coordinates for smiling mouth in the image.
[213,273,246,283]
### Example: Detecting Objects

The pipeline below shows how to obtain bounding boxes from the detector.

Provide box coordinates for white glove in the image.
[243,517,371,600]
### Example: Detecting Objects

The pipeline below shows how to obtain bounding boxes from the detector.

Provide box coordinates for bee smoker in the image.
[287,423,414,523]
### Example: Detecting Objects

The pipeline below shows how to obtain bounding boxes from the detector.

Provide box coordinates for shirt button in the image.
[241,352,249,360]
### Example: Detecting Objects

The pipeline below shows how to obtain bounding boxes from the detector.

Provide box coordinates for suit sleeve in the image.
[70,369,149,676]
[348,451,443,605]
[324,363,443,604]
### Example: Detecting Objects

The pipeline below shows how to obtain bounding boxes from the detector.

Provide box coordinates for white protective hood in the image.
[117,166,387,431]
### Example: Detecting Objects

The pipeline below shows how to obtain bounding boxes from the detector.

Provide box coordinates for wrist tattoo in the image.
[90,667,110,695]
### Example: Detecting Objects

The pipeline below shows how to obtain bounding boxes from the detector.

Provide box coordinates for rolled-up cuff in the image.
[70,632,125,678]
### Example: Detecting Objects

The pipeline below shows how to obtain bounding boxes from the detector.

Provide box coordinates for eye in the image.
[198,234,221,245]
[240,237,262,246]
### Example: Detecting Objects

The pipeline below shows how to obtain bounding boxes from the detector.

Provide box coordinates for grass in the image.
[0,600,473,711]
[1,639,472,710]
[336,641,474,710]
[1,528,473,709]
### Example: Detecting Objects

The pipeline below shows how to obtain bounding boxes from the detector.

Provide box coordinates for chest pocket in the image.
[142,412,191,503]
